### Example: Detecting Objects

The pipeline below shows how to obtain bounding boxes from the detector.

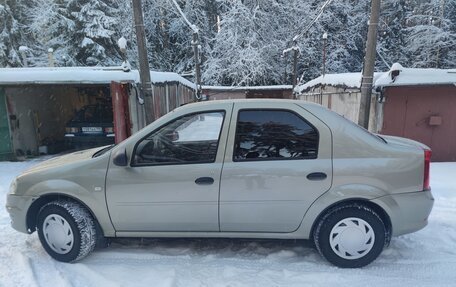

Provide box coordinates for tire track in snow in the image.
[0,253,38,287]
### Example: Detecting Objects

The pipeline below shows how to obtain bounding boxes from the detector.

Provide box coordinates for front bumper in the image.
[371,190,434,236]
[5,194,36,234]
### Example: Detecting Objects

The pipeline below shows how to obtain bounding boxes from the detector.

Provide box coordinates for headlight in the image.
[9,178,17,195]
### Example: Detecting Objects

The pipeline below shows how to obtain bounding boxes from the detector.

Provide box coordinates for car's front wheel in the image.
[313,203,386,268]
[37,200,96,262]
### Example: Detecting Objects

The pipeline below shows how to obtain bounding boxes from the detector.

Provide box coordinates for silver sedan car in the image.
[6,99,434,268]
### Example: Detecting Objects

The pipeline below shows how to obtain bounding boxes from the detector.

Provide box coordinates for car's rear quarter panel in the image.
[296,103,426,238]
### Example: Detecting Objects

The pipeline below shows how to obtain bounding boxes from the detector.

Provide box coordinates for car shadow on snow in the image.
[105,237,318,260]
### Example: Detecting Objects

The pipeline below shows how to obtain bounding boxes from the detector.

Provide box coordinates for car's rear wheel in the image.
[313,203,386,268]
[37,200,96,262]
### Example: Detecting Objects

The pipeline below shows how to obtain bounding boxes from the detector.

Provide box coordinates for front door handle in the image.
[195,177,214,185]
[307,172,327,181]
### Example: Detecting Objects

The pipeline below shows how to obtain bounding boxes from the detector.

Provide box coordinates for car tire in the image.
[313,203,386,268]
[37,200,97,262]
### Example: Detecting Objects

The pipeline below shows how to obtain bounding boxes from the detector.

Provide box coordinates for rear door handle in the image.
[195,177,214,185]
[307,172,327,181]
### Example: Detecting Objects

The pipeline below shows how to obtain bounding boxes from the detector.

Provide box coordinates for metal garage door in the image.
[381,86,456,162]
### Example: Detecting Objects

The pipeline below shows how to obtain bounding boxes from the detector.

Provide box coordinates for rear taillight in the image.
[104,127,114,133]
[423,149,431,190]
[65,127,79,133]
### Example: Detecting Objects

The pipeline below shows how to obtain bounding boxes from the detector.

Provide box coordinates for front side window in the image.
[234,110,318,161]
[133,111,225,165]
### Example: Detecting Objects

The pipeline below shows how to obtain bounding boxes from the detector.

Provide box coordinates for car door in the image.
[219,101,332,233]
[106,103,233,232]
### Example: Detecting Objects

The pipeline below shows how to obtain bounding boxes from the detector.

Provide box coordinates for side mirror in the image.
[113,148,128,166]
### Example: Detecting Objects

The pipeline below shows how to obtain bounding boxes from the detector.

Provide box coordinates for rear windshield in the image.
[337,114,386,143]
[73,105,113,123]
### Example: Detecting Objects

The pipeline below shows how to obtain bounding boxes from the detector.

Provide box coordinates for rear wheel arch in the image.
[310,199,392,246]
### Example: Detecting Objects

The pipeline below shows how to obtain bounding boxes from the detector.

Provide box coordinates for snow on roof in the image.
[374,63,456,88]
[0,67,195,89]
[295,72,384,93]
[297,64,456,93]
[202,85,292,91]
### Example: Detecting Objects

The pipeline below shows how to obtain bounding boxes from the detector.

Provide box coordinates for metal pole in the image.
[192,32,202,100]
[322,33,328,76]
[132,0,155,123]
[321,34,327,104]
[358,0,381,129]
[436,0,446,68]
[48,48,55,67]
[292,40,298,94]
[19,46,28,67]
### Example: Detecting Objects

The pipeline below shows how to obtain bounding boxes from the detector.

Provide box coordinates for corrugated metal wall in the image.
[152,83,195,118]
[381,85,456,162]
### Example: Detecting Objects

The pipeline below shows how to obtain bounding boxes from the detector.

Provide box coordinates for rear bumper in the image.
[371,190,434,236]
[5,194,36,234]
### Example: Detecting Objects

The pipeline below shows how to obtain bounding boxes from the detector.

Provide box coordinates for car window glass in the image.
[72,104,112,123]
[133,111,225,165]
[336,114,385,143]
[234,110,318,161]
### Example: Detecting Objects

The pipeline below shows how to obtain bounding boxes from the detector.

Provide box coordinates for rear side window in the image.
[234,110,319,161]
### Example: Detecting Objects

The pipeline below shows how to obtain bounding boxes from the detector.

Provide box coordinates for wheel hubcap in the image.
[43,214,74,254]
[329,217,375,260]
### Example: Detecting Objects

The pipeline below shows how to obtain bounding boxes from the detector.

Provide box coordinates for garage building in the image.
[0,67,195,160]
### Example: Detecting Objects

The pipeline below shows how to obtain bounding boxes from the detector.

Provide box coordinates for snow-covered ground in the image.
[1,160,455,287]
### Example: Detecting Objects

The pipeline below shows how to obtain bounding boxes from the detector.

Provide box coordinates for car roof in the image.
[184,98,324,108]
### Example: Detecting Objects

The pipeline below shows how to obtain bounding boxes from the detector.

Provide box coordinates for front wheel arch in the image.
[37,199,97,262]
[26,194,106,243]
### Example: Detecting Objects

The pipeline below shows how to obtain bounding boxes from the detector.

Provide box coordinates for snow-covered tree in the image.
[203,0,269,85]
[28,0,77,66]
[403,0,456,68]
[115,1,137,65]
[1,0,455,83]
[0,0,32,67]
[375,0,411,70]
[292,0,370,82]
[70,0,121,65]
[141,0,220,75]
[203,0,315,85]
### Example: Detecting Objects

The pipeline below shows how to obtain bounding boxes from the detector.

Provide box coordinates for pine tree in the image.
[1,0,454,82]
[293,0,370,81]
[376,0,411,70]
[70,0,121,65]
[403,0,456,68]
[0,0,31,67]
[115,1,137,66]
[28,0,77,66]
